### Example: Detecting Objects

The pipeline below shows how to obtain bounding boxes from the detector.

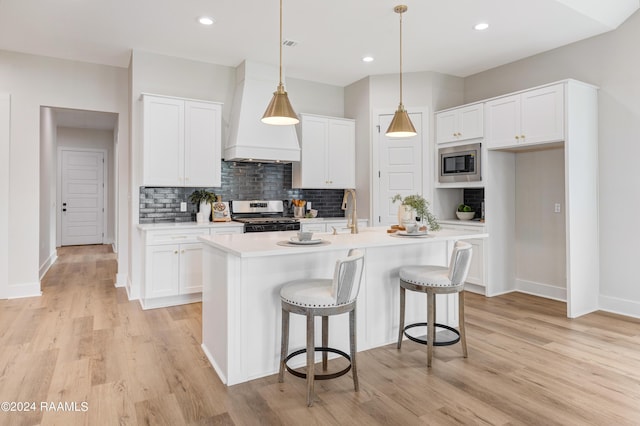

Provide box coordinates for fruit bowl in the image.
[456,211,475,220]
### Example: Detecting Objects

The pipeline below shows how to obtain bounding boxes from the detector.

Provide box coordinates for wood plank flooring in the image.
[1,244,640,425]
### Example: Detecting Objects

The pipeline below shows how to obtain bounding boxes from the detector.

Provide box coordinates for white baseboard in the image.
[140,293,202,310]
[115,272,127,288]
[515,279,566,302]
[599,294,640,320]
[201,343,228,385]
[111,242,117,253]
[39,251,58,280]
[6,281,42,299]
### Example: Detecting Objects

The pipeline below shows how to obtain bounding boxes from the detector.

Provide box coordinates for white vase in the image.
[397,204,415,225]
[199,201,211,222]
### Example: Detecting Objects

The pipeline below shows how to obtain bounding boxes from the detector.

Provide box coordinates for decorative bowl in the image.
[456,211,475,220]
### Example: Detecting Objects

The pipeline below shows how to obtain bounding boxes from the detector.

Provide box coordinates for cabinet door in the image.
[143,96,184,186]
[297,115,328,188]
[146,244,180,298]
[466,238,484,286]
[458,104,484,141]
[179,243,203,294]
[435,110,458,144]
[520,84,564,145]
[327,119,355,188]
[185,101,222,187]
[485,94,520,149]
[436,105,483,144]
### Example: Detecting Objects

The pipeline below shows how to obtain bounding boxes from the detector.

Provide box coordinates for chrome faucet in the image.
[341,189,358,234]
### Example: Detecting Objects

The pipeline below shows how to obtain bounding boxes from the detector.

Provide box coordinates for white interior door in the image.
[377,112,423,226]
[61,149,104,246]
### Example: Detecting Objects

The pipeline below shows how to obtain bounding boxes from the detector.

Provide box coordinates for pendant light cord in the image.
[399,8,403,107]
[279,0,283,86]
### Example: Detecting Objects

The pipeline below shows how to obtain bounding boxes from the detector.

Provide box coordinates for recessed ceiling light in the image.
[198,16,215,26]
[474,22,489,31]
[362,56,374,63]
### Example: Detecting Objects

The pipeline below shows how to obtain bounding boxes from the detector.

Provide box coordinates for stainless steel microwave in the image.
[438,143,481,183]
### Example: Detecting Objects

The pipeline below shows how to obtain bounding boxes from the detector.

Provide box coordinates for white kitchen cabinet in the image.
[485,84,564,149]
[436,103,483,144]
[146,242,203,298]
[142,94,222,187]
[293,114,355,189]
[141,227,211,309]
[440,222,487,294]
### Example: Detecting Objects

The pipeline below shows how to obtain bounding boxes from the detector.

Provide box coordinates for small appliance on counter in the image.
[212,196,231,222]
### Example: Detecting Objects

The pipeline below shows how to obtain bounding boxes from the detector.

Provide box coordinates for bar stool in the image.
[278,249,365,407]
[397,241,473,367]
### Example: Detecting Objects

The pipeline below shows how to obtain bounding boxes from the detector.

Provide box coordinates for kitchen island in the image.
[199,226,488,385]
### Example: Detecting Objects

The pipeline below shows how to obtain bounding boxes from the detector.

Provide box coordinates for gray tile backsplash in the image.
[139,161,346,223]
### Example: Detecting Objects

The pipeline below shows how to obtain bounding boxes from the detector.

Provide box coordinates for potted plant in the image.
[189,189,216,222]
[456,204,475,220]
[392,194,441,231]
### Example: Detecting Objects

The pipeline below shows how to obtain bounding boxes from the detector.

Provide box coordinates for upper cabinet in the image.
[292,114,355,189]
[485,84,564,149]
[436,103,483,144]
[142,94,222,187]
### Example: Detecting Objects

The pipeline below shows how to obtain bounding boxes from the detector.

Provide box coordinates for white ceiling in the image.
[1,0,638,87]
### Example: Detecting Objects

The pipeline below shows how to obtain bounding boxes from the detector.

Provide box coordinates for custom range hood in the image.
[225,61,300,162]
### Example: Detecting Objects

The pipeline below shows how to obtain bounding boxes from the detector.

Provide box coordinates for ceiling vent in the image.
[282,39,298,47]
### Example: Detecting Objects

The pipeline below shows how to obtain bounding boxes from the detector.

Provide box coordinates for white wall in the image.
[515,148,566,290]
[464,11,640,315]
[39,107,57,278]
[0,50,129,299]
[0,94,9,298]
[56,127,116,244]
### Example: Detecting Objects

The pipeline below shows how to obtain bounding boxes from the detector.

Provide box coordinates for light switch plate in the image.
[180,202,187,212]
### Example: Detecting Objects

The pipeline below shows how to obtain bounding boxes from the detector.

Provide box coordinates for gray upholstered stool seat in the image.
[397,241,473,367]
[279,249,365,407]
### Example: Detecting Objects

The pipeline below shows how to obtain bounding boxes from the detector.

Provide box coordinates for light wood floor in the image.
[2,245,640,425]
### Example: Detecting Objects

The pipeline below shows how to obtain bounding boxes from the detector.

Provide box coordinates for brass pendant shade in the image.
[386,5,417,138]
[262,0,299,125]
[262,83,298,125]
[387,104,417,137]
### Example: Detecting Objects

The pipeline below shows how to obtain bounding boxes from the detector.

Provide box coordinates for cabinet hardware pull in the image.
[174,250,178,254]
[521,134,525,138]
[515,135,520,139]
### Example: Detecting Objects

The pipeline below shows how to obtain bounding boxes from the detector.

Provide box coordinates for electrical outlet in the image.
[180,202,187,212]
[554,203,561,213]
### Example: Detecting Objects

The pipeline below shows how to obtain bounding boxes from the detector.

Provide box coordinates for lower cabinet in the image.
[140,224,244,309]
[441,222,487,295]
[146,242,203,298]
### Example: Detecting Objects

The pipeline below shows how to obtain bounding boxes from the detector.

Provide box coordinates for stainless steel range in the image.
[231,200,300,233]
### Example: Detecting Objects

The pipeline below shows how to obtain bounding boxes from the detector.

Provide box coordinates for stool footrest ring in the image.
[284,347,351,380]
[403,322,460,346]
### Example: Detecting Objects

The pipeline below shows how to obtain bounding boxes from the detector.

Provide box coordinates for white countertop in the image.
[137,221,244,231]
[199,226,488,258]
[439,219,486,227]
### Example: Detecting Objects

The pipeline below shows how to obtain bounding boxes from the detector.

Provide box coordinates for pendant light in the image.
[261,0,299,125]
[386,5,417,138]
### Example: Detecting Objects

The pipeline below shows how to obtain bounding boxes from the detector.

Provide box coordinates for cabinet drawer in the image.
[146,228,210,245]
